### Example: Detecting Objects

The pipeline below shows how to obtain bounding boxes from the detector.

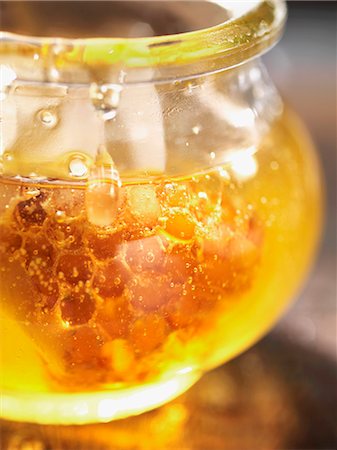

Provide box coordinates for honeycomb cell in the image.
[163,209,196,241]
[128,272,176,311]
[102,339,135,377]
[0,224,22,253]
[0,183,21,215]
[158,183,191,208]
[14,194,47,229]
[24,234,55,268]
[86,228,123,260]
[125,236,166,273]
[49,188,85,218]
[57,253,93,285]
[226,234,260,270]
[202,224,233,257]
[93,259,130,297]
[126,185,161,228]
[96,296,133,339]
[164,249,198,284]
[201,231,259,292]
[63,326,104,366]
[164,284,202,329]
[45,218,84,250]
[60,291,96,326]
[129,314,168,355]
[28,262,59,310]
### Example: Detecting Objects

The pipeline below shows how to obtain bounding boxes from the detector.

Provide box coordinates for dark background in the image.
[266,0,336,380]
[1,2,336,450]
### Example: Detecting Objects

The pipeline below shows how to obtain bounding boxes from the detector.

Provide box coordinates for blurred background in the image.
[267,1,336,361]
[1,2,336,449]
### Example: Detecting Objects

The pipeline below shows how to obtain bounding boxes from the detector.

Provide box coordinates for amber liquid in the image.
[0,111,322,423]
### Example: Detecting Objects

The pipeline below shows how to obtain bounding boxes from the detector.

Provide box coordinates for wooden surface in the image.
[1,3,336,449]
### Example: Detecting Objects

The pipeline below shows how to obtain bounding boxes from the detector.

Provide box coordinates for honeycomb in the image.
[0,169,262,390]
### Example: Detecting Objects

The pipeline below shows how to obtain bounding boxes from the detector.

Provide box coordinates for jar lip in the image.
[0,0,287,85]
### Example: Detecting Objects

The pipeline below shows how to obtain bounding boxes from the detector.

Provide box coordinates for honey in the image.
[0,110,321,423]
[1,162,260,382]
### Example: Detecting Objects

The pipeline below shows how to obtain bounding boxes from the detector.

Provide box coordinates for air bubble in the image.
[145,252,155,263]
[192,125,201,135]
[37,109,58,128]
[198,191,208,200]
[270,161,279,171]
[55,210,66,222]
[3,152,13,162]
[69,157,88,178]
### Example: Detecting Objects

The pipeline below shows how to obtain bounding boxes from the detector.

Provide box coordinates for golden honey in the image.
[0,110,322,423]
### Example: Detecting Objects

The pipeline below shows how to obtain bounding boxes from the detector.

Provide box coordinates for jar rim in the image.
[0,0,287,85]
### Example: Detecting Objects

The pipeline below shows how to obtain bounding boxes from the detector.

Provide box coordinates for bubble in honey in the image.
[192,125,201,135]
[55,210,66,222]
[68,156,88,178]
[36,108,58,128]
[3,152,13,162]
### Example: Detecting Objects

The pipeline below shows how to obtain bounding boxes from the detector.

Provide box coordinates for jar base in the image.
[1,369,200,425]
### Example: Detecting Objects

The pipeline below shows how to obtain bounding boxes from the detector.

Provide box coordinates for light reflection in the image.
[1,370,199,425]
[230,148,258,180]
[211,0,261,20]
[0,65,17,89]
[98,377,185,421]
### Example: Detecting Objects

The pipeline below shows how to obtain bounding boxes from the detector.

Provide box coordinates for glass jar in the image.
[0,0,322,424]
